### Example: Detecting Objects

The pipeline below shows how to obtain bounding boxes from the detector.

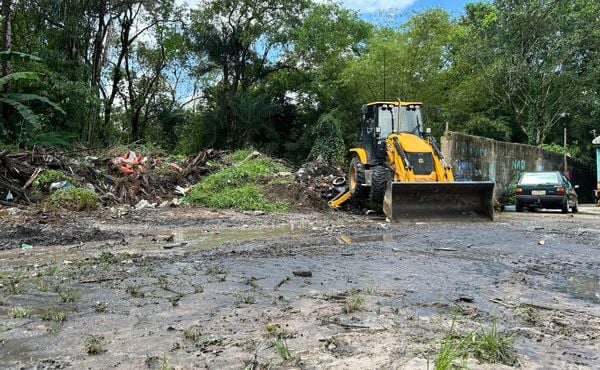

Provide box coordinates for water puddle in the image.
[337,234,401,244]
[556,274,600,303]
[175,224,313,249]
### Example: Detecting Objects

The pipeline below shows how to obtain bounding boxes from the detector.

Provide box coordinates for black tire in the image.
[370,165,388,203]
[561,197,569,213]
[349,156,368,199]
[572,198,579,213]
[515,202,524,212]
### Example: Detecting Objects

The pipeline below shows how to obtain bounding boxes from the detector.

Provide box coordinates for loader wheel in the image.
[349,157,368,199]
[370,165,388,203]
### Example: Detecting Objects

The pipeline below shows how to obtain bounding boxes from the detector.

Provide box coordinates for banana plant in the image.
[0,51,65,131]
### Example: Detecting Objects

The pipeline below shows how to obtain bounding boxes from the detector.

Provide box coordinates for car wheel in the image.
[515,202,524,212]
[572,199,579,213]
[561,197,569,213]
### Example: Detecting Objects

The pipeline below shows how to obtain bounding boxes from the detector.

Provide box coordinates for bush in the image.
[48,187,99,211]
[464,115,511,142]
[184,150,289,211]
[307,113,346,167]
[33,169,75,190]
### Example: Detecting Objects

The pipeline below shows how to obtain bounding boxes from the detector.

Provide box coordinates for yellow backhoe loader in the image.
[329,101,495,221]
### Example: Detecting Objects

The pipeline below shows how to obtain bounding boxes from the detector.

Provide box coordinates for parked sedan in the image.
[515,171,578,213]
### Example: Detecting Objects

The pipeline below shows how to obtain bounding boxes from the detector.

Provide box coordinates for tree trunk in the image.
[88,0,109,144]
[1,0,13,132]
[103,11,132,137]
[1,0,11,76]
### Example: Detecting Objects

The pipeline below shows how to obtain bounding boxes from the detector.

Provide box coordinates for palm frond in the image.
[0,97,41,129]
[0,72,40,88]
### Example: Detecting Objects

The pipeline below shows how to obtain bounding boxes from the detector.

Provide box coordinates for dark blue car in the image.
[515,171,579,213]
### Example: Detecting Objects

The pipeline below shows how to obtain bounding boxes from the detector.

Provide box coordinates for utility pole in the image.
[563,127,567,173]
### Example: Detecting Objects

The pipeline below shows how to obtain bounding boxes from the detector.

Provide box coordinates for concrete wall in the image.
[441,131,596,202]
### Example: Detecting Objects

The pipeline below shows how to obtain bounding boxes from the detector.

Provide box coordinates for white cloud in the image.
[336,0,417,12]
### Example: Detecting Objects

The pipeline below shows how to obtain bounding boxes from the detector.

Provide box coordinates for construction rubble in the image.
[0,148,347,212]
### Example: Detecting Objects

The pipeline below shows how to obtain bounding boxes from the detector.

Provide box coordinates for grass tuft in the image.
[48,187,99,211]
[84,335,104,355]
[9,306,32,318]
[183,325,202,342]
[236,293,256,304]
[471,318,517,365]
[273,339,293,361]
[41,308,67,323]
[342,294,364,314]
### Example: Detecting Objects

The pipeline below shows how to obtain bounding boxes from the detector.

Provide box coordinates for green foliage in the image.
[228,149,256,162]
[307,113,346,167]
[273,339,293,361]
[189,184,287,211]
[184,153,289,211]
[342,293,364,314]
[48,187,99,211]
[33,169,74,190]
[9,306,32,319]
[84,335,104,355]
[464,115,511,142]
[41,308,67,323]
[538,143,580,157]
[471,319,517,365]
[183,325,202,342]
[0,52,65,143]
[433,317,517,368]
[500,181,517,206]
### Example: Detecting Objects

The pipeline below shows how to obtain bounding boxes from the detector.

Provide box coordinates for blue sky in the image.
[340,0,472,25]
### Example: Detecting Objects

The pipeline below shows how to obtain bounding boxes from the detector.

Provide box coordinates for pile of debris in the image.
[295,159,347,202]
[0,147,227,209]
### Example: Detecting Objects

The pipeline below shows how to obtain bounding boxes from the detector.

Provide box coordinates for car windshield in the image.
[519,172,560,185]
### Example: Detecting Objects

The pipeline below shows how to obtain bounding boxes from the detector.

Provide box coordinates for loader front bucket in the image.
[383,181,495,222]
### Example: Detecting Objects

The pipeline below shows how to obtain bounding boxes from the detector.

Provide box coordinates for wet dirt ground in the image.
[1,206,599,369]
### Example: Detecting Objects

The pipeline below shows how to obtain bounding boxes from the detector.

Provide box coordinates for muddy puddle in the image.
[555,274,600,303]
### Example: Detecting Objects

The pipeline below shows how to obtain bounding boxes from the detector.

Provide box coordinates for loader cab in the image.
[359,102,424,165]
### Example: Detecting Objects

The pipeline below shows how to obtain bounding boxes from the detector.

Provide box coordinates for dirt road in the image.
[1,206,599,369]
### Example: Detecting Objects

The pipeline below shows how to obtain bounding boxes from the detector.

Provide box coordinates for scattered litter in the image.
[162,242,188,249]
[434,247,458,252]
[293,270,313,277]
[489,297,518,308]
[5,190,13,201]
[50,181,72,191]
[538,239,545,245]
[168,162,183,172]
[338,235,352,244]
[455,296,474,303]
[135,199,156,210]
[20,243,33,250]
[174,185,190,196]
